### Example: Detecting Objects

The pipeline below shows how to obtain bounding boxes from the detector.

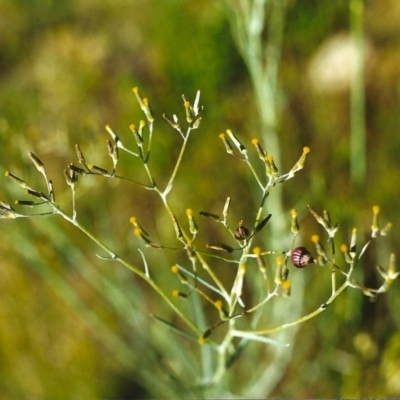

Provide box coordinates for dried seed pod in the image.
[205,243,234,253]
[291,247,314,268]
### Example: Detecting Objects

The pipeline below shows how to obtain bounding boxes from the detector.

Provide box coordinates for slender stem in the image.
[245,158,264,190]
[144,120,154,163]
[51,204,202,336]
[163,128,192,196]
[244,279,350,336]
[71,186,77,220]
[350,0,366,188]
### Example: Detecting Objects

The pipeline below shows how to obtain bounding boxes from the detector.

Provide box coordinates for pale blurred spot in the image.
[308,33,375,94]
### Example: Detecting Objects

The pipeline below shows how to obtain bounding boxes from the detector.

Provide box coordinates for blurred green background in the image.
[1,0,400,398]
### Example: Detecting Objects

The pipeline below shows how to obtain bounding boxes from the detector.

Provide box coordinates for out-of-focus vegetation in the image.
[1,0,399,398]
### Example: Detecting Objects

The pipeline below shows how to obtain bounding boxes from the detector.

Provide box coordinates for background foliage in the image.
[1,0,400,398]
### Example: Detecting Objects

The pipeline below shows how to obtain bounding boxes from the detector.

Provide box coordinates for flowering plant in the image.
[1,88,397,395]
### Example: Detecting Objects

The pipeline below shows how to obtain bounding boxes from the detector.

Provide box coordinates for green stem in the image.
[350,0,367,188]
[163,128,192,196]
[242,278,350,336]
[52,204,202,336]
